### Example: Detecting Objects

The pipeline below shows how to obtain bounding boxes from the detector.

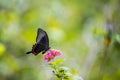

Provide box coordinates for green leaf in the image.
[92,27,107,35]
[115,34,120,43]
[54,59,63,64]
[58,66,70,72]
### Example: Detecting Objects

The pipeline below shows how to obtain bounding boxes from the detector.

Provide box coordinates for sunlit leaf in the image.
[92,27,107,35]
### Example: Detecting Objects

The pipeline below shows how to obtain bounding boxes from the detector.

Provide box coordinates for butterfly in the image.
[26,28,50,55]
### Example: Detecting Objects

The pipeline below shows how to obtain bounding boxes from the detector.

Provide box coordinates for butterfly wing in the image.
[35,28,49,54]
[40,31,50,53]
[26,28,49,55]
[36,28,46,44]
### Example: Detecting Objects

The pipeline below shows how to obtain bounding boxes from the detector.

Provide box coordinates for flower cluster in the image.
[43,49,62,62]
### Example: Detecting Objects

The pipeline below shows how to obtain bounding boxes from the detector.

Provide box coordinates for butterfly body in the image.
[26,28,50,55]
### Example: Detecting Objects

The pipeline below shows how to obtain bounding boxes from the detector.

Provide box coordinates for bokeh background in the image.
[0,0,120,80]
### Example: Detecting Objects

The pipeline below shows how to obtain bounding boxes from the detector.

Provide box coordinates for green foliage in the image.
[0,0,120,80]
[48,59,83,80]
[114,34,120,43]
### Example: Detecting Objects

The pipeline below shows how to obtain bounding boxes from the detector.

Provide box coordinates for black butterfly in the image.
[26,28,50,55]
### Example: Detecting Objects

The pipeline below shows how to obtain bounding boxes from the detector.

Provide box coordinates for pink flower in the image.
[43,49,62,62]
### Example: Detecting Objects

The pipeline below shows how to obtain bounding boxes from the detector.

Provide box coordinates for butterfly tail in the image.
[26,51,32,54]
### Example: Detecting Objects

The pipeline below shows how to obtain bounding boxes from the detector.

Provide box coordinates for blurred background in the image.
[0,0,120,80]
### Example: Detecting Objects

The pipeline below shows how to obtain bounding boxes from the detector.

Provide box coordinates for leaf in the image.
[54,59,63,64]
[58,66,70,72]
[115,34,120,43]
[48,62,56,69]
[92,27,107,35]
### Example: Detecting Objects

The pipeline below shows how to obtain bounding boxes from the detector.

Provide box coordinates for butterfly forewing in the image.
[36,28,46,44]
[40,31,49,53]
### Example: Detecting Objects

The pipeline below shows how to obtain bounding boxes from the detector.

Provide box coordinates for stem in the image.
[53,64,58,73]
[99,46,109,80]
